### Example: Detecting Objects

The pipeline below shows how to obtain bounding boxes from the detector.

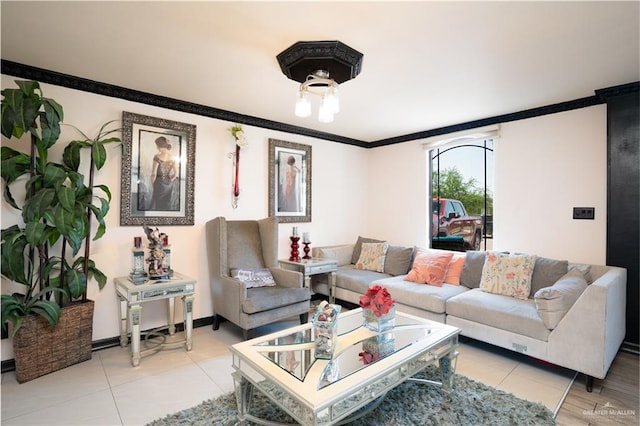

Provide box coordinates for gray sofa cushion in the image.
[243,286,310,314]
[446,288,550,341]
[459,251,486,289]
[534,269,588,330]
[351,236,384,264]
[529,257,569,297]
[384,245,414,276]
[375,275,468,314]
[335,264,392,295]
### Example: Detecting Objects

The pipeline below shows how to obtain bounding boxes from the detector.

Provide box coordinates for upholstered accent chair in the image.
[205,216,311,339]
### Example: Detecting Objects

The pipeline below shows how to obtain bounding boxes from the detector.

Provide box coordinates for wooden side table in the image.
[279,258,338,303]
[114,272,196,366]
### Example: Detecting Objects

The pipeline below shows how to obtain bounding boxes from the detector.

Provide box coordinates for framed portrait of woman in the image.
[120,112,196,226]
[268,139,311,223]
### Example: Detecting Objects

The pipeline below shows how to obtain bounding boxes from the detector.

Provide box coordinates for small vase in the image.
[313,305,341,359]
[363,305,396,332]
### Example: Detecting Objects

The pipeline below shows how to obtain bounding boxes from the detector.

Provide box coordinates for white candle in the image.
[303,232,310,243]
[292,227,298,237]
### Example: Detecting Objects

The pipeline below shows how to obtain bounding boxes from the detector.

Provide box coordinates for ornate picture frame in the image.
[120,111,196,226]
[268,139,312,223]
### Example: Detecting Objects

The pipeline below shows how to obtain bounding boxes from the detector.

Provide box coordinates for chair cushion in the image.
[376,275,469,314]
[447,289,550,341]
[242,286,310,314]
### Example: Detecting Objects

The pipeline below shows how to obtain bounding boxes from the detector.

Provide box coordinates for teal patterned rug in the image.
[148,366,554,425]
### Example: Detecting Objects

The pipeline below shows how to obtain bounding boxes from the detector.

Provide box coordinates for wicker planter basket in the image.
[13,300,94,383]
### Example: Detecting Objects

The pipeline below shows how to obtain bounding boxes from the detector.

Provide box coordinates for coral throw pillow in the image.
[405,251,454,286]
[443,255,466,285]
[480,252,537,299]
[356,242,389,272]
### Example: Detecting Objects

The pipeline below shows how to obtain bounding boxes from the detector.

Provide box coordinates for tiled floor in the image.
[1,319,575,425]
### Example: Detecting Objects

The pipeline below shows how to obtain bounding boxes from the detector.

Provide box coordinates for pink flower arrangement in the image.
[359,285,396,317]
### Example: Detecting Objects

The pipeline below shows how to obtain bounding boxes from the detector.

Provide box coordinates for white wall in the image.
[0,76,369,361]
[0,76,609,362]
[494,105,607,263]
[366,105,607,265]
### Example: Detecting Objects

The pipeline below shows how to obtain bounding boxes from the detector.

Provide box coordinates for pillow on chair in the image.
[231,268,276,288]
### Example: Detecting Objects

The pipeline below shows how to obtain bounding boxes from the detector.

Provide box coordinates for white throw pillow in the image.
[231,268,276,288]
[534,269,588,330]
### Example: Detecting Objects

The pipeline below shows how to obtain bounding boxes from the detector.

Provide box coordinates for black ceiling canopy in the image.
[276,40,364,84]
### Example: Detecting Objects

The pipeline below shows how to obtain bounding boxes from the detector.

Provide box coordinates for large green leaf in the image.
[23,221,48,247]
[91,140,107,170]
[22,188,55,221]
[40,99,64,149]
[62,142,82,171]
[1,228,28,285]
[56,186,76,213]
[1,86,40,139]
[42,163,68,188]
[64,268,86,300]
[28,299,61,328]
[94,184,112,203]
[0,147,31,185]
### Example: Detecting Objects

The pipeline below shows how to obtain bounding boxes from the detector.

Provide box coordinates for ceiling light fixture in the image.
[277,41,363,124]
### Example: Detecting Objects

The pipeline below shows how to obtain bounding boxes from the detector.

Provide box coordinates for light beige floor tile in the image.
[1,389,121,426]
[509,360,575,391]
[99,340,196,387]
[1,355,109,420]
[456,361,513,388]
[497,371,568,411]
[112,362,224,425]
[186,327,238,361]
[197,355,236,394]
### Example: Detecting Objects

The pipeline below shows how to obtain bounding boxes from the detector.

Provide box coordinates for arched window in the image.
[425,126,498,252]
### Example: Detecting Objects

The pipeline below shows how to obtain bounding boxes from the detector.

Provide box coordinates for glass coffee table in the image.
[230,308,460,425]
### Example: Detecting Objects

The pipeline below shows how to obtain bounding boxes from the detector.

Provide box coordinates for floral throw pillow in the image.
[479,252,537,299]
[356,242,389,273]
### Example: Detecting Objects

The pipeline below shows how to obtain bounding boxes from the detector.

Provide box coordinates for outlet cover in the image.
[573,207,595,220]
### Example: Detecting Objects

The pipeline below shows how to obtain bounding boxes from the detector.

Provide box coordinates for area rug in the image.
[147,366,554,425]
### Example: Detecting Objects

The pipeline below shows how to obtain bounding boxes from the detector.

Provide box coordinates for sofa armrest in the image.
[270,267,304,288]
[312,244,354,266]
[547,266,626,378]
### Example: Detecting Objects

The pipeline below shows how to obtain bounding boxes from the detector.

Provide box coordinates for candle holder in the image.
[302,241,311,260]
[289,236,301,262]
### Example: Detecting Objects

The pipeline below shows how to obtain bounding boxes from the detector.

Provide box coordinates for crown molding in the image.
[3,60,634,149]
[1,59,368,147]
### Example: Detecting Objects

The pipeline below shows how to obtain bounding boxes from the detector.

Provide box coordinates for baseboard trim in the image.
[620,340,640,355]
[1,316,215,374]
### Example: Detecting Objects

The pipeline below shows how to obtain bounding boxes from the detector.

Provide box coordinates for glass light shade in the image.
[325,85,340,113]
[318,98,334,123]
[294,90,311,117]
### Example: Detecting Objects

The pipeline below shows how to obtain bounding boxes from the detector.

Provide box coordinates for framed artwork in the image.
[268,139,311,223]
[120,111,196,226]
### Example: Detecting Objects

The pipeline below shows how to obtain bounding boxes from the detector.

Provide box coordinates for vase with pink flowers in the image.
[359,285,396,332]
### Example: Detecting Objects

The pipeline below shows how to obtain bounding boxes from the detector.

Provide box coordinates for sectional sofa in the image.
[311,237,627,391]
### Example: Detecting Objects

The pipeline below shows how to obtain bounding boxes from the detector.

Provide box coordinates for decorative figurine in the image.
[143,226,173,279]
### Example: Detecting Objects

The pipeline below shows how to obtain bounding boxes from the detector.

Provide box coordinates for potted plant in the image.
[1,80,119,382]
